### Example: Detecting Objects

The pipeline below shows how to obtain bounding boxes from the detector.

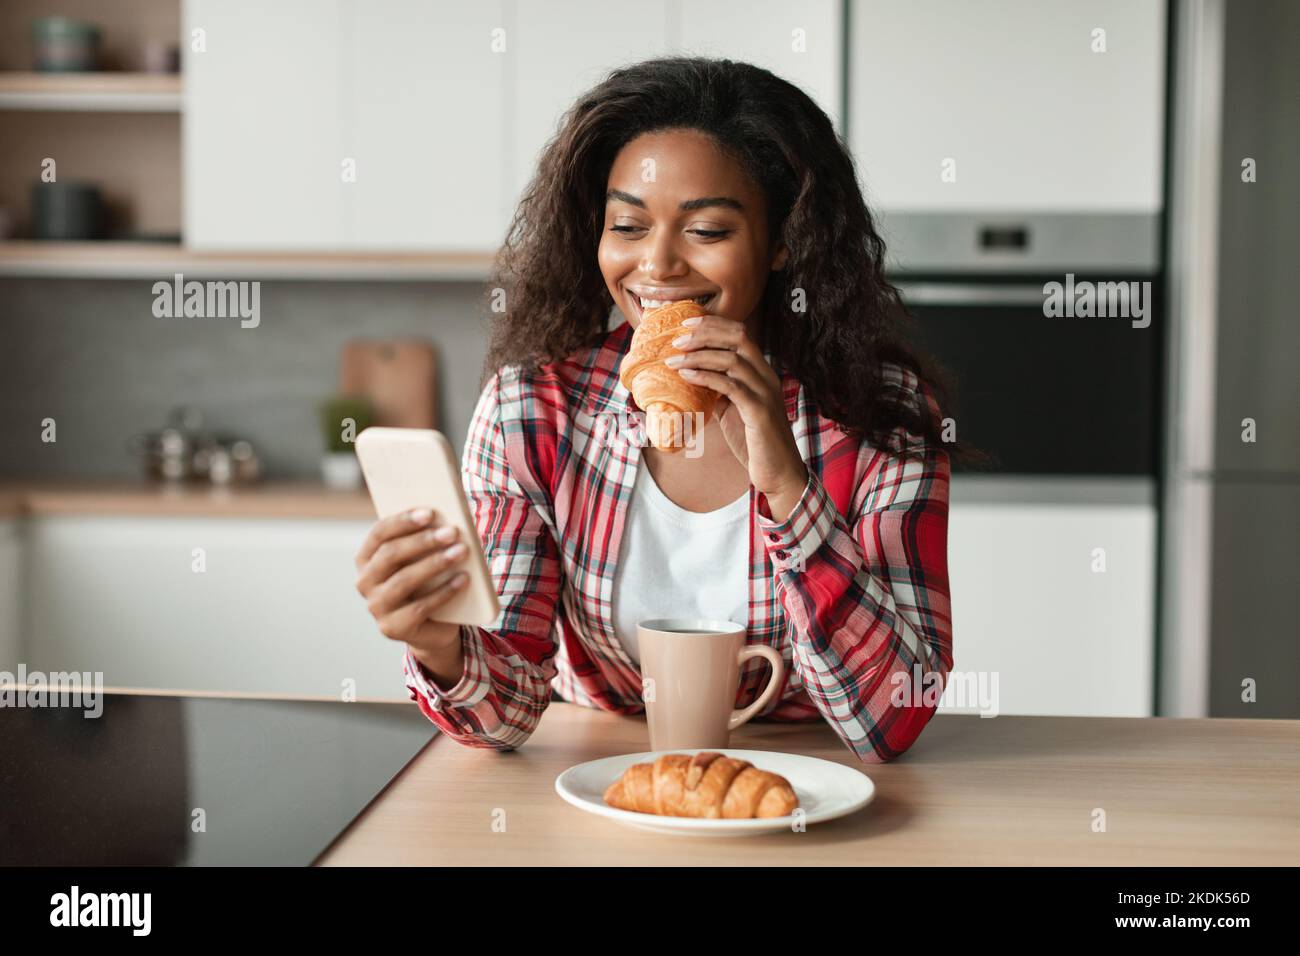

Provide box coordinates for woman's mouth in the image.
[626,291,716,320]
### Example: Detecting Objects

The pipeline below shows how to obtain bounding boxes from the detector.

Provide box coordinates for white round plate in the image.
[554,749,875,837]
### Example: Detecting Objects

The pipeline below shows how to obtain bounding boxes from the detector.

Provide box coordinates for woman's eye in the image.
[607,224,729,239]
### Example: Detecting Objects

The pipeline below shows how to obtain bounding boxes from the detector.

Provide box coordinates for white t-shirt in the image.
[611,456,750,664]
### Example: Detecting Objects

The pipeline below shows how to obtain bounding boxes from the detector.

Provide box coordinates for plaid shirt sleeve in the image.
[756,394,953,764]
[402,371,562,750]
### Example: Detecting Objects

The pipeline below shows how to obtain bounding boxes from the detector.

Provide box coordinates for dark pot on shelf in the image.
[30,181,103,240]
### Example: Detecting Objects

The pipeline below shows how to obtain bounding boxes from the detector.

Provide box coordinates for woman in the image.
[354,57,954,764]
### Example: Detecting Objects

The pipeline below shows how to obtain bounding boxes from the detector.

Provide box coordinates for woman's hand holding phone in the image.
[354,507,471,688]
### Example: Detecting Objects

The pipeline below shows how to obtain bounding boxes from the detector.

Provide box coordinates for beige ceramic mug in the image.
[637,618,785,751]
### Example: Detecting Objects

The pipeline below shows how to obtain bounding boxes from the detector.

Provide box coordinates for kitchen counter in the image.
[318,703,1300,866]
[0,480,373,519]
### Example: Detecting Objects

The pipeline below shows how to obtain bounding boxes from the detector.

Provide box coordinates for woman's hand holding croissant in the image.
[665,314,809,519]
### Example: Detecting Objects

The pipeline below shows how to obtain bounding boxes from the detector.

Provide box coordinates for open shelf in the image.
[0,72,180,111]
[0,240,497,281]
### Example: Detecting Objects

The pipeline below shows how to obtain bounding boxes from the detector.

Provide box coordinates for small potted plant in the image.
[319,394,374,490]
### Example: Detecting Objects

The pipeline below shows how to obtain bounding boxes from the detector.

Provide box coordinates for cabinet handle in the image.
[894,282,1047,307]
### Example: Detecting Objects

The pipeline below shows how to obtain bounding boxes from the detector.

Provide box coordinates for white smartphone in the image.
[354,427,501,627]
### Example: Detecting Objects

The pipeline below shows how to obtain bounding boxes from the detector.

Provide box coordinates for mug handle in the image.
[727,645,785,732]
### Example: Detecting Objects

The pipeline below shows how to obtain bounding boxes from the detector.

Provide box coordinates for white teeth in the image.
[637,295,711,310]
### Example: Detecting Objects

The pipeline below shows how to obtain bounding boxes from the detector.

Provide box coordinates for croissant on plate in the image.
[603,751,800,819]
[618,300,719,453]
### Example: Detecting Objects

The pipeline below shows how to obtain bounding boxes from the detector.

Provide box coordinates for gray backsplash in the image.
[0,277,498,480]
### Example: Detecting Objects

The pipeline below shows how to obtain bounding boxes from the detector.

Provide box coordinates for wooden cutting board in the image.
[339,338,438,429]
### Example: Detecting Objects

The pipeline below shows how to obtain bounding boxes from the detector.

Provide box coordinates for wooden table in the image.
[317,703,1300,866]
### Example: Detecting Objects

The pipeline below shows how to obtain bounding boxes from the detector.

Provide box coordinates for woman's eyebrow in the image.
[606,189,744,212]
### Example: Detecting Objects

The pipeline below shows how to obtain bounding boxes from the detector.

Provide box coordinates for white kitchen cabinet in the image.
[941,479,1156,717]
[25,516,407,701]
[16,480,1155,716]
[849,0,1166,212]
[508,0,672,210]
[185,0,847,251]
[507,0,844,214]
[345,0,509,250]
[185,0,509,251]
[675,0,843,131]
[0,519,21,671]
[184,0,348,248]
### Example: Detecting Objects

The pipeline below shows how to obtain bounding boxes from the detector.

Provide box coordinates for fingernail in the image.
[671,334,692,348]
[451,572,468,588]
[680,316,702,327]
[664,354,684,366]
[445,543,467,560]
[434,525,457,543]
[678,368,699,377]
[409,508,431,524]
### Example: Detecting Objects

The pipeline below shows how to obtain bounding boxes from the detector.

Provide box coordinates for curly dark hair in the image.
[483,55,955,456]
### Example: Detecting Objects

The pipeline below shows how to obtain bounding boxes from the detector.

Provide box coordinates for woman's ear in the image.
[771,244,789,271]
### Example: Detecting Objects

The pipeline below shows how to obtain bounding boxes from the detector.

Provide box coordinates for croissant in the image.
[603,751,799,819]
[618,300,719,453]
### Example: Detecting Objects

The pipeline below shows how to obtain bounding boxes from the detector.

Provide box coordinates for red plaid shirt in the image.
[403,319,953,763]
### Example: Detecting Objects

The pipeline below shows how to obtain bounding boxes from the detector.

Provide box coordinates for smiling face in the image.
[598,128,787,336]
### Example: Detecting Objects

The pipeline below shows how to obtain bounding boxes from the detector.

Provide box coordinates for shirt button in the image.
[768,532,780,542]
[774,549,787,559]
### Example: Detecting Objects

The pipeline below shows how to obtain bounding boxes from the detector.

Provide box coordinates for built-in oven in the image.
[893,274,1162,476]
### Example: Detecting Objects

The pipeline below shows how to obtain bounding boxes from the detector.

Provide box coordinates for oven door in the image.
[897,278,1162,475]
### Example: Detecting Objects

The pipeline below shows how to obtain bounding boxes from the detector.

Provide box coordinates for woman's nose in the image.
[639,231,688,280]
